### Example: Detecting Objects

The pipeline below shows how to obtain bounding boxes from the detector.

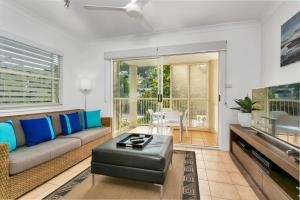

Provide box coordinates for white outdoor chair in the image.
[163,109,181,135]
[148,109,164,134]
[148,108,189,137]
[162,108,189,137]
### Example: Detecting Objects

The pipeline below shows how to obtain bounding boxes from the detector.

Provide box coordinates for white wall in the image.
[83,22,262,150]
[0,1,263,150]
[261,2,300,87]
[0,1,85,116]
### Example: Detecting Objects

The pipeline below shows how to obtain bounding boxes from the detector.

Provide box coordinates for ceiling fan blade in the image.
[136,15,153,31]
[84,5,126,11]
[135,0,150,8]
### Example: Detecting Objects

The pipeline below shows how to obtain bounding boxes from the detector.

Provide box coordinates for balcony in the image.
[112,55,219,140]
[113,97,209,132]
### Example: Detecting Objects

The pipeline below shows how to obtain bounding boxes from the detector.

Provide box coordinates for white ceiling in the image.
[11,0,280,39]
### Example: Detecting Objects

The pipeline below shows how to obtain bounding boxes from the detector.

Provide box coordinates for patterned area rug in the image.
[44,150,199,200]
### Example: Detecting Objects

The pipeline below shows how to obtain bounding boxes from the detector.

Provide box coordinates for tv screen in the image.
[252,83,300,148]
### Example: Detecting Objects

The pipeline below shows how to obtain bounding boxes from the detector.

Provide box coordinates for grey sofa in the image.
[0,109,112,199]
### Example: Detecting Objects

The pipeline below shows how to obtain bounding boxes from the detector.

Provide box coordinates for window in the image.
[0,36,62,108]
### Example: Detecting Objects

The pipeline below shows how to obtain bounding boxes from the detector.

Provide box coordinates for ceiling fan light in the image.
[125,3,142,17]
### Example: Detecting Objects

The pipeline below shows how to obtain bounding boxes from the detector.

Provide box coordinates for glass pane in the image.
[119,61,130,98]
[163,65,170,98]
[252,83,300,148]
[190,64,208,98]
[137,65,158,125]
[137,66,158,98]
[172,64,188,98]
[190,99,208,127]
[113,61,130,134]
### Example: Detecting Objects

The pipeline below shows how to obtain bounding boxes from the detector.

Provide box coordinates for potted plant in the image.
[231,96,258,127]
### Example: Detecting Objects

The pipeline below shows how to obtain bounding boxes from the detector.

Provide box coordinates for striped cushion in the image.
[59,112,82,135]
[81,110,102,129]
[0,120,17,152]
[20,116,56,147]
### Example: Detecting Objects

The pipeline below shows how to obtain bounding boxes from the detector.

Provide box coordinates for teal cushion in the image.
[81,110,102,129]
[0,120,17,152]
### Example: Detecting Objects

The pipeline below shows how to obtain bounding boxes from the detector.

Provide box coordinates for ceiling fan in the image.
[83,0,150,18]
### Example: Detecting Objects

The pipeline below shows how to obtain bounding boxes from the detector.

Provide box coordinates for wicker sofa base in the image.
[1,132,112,199]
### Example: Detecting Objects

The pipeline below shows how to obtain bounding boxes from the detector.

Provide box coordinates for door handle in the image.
[158,94,163,102]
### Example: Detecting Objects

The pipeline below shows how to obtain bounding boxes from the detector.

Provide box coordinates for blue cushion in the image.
[0,120,17,152]
[81,110,102,129]
[20,116,56,147]
[59,112,82,135]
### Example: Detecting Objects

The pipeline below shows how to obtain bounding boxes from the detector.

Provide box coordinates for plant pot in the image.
[238,112,252,127]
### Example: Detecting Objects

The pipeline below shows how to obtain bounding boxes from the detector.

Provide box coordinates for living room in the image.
[0,0,299,199]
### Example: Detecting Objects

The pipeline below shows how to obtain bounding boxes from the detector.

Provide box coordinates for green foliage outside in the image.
[137,65,170,98]
[117,62,171,126]
[268,83,300,100]
[119,62,130,97]
[117,62,170,99]
[120,118,129,128]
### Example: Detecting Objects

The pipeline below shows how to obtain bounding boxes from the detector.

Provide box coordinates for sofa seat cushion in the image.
[60,127,111,145]
[9,138,81,175]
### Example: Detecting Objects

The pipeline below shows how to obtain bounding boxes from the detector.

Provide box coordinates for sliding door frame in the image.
[106,41,227,150]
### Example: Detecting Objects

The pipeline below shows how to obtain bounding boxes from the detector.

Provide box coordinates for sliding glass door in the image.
[112,53,219,147]
[112,60,130,134]
[113,58,163,135]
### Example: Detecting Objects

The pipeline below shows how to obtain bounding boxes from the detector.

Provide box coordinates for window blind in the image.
[0,36,62,108]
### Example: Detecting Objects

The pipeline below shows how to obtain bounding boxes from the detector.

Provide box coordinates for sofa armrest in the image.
[0,143,9,199]
[101,117,112,127]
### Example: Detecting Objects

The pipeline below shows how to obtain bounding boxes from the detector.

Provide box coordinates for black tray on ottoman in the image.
[116,133,153,148]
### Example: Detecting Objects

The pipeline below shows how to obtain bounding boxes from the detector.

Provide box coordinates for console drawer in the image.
[263,174,291,200]
[232,142,263,188]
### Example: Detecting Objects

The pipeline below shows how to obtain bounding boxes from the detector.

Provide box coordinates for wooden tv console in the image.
[229,124,299,200]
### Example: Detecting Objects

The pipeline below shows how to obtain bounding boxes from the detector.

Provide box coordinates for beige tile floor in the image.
[19,147,258,200]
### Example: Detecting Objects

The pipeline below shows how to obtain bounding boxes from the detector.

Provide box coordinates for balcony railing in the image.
[113,97,209,131]
[268,99,300,116]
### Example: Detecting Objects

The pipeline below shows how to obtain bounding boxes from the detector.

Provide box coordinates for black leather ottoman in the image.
[91,133,173,198]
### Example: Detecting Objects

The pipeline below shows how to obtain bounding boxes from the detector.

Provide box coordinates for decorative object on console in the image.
[80,79,92,111]
[81,110,102,129]
[117,133,153,148]
[0,120,17,152]
[20,116,56,147]
[231,96,259,127]
[281,11,300,67]
[59,112,82,135]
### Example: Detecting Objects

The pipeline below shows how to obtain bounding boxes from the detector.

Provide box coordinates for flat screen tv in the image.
[252,83,300,150]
